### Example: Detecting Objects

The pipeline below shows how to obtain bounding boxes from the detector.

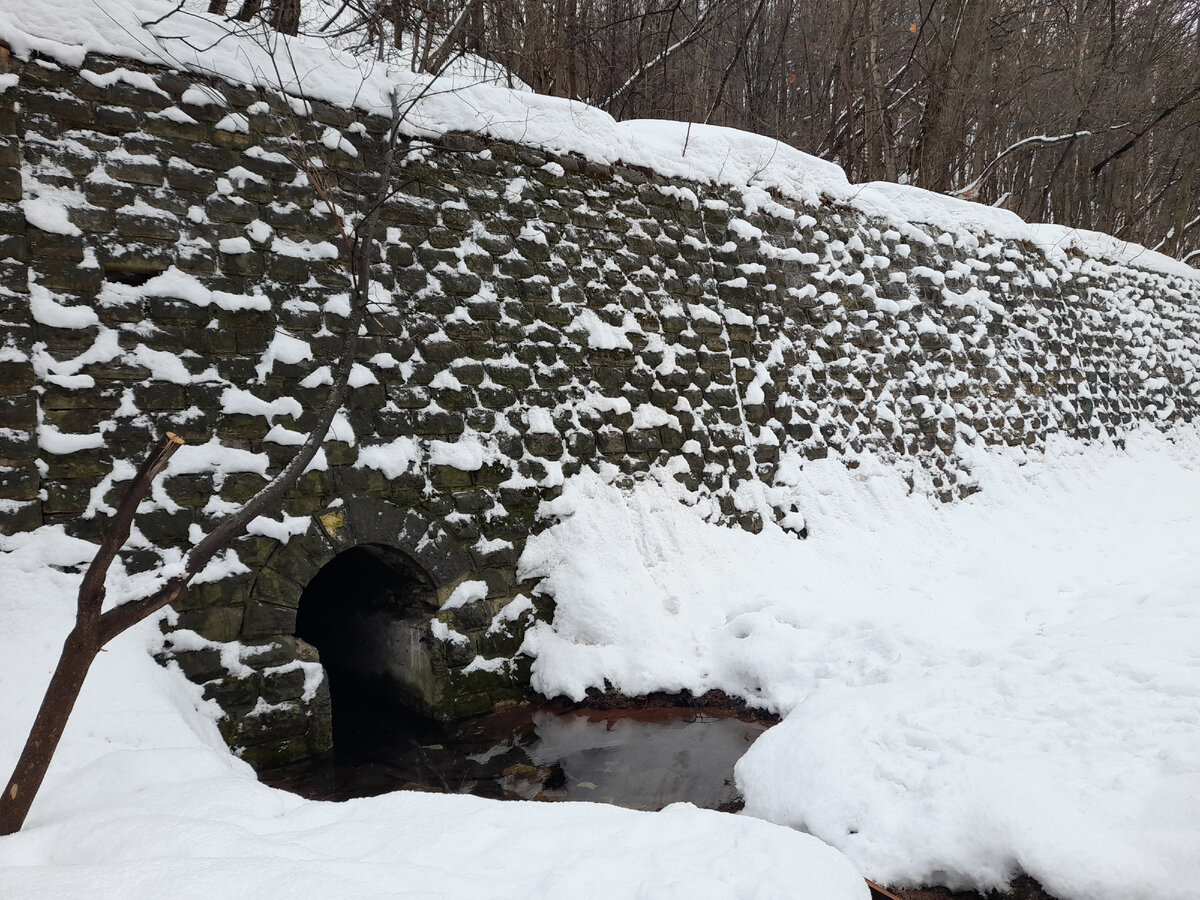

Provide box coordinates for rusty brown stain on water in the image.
[261,704,774,812]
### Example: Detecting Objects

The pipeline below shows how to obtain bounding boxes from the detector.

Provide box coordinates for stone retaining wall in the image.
[1,47,1197,766]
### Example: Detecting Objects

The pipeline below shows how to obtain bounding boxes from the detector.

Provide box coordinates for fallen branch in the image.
[865,879,904,900]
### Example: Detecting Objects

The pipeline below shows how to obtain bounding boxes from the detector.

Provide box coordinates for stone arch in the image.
[245,498,480,745]
[246,497,476,629]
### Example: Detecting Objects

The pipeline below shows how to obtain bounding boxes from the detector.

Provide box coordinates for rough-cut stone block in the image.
[168,648,226,683]
[242,600,299,639]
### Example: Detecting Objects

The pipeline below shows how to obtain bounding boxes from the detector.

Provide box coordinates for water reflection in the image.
[262,705,771,812]
[523,710,766,808]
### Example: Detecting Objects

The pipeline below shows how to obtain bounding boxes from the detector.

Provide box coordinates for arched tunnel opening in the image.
[296,544,444,756]
[279,545,774,811]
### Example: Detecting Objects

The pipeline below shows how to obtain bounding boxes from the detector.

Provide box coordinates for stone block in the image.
[114,211,179,243]
[66,205,116,235]
[107,158,165,187]
[443,512,481,541]
[241,600,298,639]
[239,150,297,182]
[0,360,33,398]
[22,91,92,126]
[0,499,42,534]
[173,576,250,613]
[249,564,306,613]
[236,735,318,770]
[207,466,264,501]
[262,666,308,704]
[626,428,662,452]
[431,464,474,490]
[169,647,226,682]
[241,637,302,670]
[415,408,465,437]
[28,227,85,262]
[234,701,309,744]
[525,432,564,459]
[596,426,626,455]
[202,675,262,713]
[219,250,264,277]
[0,462,38,500]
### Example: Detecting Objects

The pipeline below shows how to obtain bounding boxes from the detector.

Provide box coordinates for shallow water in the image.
[261,704,771,811]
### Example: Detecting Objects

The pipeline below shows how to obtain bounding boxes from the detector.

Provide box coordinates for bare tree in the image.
[0,36,412,837]
[342,0,1198,262]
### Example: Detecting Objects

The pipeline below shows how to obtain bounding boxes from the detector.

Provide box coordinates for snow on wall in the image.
[0,44,1197,765]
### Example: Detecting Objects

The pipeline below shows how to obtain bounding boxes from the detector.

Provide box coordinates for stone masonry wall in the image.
[0,47,1197,766]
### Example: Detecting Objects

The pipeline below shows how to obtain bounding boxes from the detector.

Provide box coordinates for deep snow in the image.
[521,426,1200,898]
[2,428,1197,900]
[3,428,1197,899]
[0,525,868,900]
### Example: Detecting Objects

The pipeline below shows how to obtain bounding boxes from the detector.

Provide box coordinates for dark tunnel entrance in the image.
[273,549,775,813]
[296,544,443,753]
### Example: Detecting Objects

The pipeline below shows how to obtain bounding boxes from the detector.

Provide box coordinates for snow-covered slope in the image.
[522,426,1200,899]
[0,0,1195,282]
[3,426,1197,899]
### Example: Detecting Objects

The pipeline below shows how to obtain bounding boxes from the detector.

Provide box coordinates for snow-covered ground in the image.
[0,526,866,900]
[1,3,1198,897]
[522,426,1200,899]
[3,426,1197,899]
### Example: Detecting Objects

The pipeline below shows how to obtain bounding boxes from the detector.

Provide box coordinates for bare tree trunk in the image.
[866,0,897,182]
[703,0,767,125]
[1,633,98,835]
[235,0,262,23]
[1,434,184,835]
[270,0,301,35]
[0,72,407,833]
[1170,164,1195,257]
[425,0,482,75]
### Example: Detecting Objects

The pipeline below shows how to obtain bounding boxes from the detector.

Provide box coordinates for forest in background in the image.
[215,0,1199,263]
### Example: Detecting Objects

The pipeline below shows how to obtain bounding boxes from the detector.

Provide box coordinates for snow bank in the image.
[520,426,1200,898]
[0,522,866,899]
[0,0,1194,282]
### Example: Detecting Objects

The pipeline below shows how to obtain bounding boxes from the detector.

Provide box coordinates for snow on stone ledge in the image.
[355,435,421,478]
[1,0,1193,283]
[441,579,489,610]
[166,438,269,477]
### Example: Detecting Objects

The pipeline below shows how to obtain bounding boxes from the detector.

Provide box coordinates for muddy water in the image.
[261,705,772,811]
